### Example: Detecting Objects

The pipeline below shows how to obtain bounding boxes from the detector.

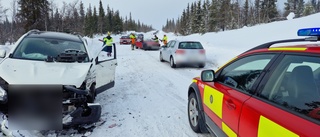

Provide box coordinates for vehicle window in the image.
[167,41,174,47]
[170,41,176,48]
[12,37,88,62]
[260,55,320,121]
[178,42,203,49]
[216,54,275,93]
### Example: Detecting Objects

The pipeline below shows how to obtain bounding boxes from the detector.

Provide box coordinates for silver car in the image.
[160,40,206,68]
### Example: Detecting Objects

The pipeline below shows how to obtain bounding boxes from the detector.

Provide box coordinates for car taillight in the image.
[176,49,185,54]
[200,49,205,54]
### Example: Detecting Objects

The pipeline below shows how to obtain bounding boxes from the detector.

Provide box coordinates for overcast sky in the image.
[1,0,288,30]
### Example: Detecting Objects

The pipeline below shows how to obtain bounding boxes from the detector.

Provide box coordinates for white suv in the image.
[0,30,117,131]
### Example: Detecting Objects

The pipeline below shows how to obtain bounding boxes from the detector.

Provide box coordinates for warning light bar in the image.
[297,28,320,36]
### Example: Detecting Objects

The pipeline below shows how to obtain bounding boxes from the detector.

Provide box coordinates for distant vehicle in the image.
[160,40,206,68]
[137,34,144,42]
[136,38,161,50]
[120,35,131,45]
[0,30,117,133]
[187,28,320,137]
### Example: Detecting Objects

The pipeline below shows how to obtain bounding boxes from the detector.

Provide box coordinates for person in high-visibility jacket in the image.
[161,34,168,45]
[129,33,136,50]
[103,32,113,56]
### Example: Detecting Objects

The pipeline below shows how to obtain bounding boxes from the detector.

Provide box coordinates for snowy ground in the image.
[0,12,320,137]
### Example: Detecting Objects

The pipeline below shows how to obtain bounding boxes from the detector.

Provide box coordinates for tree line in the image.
[0,0,154,45]
[163,0,320,35]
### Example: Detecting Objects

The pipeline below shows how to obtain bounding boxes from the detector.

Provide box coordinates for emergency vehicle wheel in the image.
[188,92,201,133]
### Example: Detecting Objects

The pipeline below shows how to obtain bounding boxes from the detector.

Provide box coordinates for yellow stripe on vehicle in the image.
[222,122,237,137]
[192,79,197,83]
[203,85,224,119]
[216,56,238,72]
[268,47,307,51]
[258,116,299,137]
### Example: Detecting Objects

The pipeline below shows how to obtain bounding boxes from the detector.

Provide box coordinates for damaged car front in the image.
[0,30,106,133]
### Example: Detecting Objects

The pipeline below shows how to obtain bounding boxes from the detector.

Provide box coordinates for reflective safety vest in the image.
[163,36,168,45]
[130,34,136,44]
[103,36,113,46]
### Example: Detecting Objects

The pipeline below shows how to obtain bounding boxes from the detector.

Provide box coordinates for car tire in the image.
[188,92,202,133]
[170,57,176,68]
[160,52,164,62]
[87,84,96,103]
[199,63,205,68]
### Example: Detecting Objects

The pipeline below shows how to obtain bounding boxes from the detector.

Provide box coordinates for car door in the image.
[168,41,177,57]
[203,53,277,136]
[95,44,117,94]
[162,41,173,61]
[238,53,320,137]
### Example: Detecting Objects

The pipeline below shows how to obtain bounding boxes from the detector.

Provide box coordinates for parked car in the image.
[137,34,144,42]
[120,35,131,45]
[187,28,320,137]
[136,38,161,50]
[160,40,206,68]
[0,30,117,132]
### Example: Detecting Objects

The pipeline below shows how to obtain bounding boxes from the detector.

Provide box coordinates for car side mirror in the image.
[201,70,215,82]
[0,49,6,58]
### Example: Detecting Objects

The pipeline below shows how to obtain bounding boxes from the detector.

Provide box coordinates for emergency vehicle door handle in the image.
[225,99,236,110]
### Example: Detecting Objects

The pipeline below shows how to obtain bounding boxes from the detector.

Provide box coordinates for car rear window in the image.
[178,42,203,49]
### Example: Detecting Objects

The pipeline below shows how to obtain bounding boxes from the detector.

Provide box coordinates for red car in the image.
[136,39,161,50]
[120,35,131,45]
[188,28,320,137]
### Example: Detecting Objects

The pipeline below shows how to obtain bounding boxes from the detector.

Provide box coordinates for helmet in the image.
[164,34,166,36]
[107,32,111,35]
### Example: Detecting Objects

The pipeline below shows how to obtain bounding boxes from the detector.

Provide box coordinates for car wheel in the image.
[87,84,96,103]
[160,52,164,62]
[188,92,202,133]
[170,57,176,68]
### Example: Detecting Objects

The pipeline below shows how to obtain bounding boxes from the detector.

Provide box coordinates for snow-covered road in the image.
[89,39,210,137]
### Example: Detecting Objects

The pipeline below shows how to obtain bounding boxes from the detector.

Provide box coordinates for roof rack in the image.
[245,36,320,53]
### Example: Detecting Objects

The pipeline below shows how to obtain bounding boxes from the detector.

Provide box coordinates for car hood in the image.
[0,58,92,87]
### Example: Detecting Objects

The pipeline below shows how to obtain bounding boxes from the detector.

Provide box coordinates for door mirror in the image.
[0,49,6,58]
[201,70,215,82]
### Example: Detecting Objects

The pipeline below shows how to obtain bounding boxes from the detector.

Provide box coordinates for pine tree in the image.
[244,0,249,26]
[84,4,93,37]
[79,1,85,32]
[192,0,202,33]
[208,0,219,32]
[304,1,315,16]
[201,0,209,34]
[98,0,105,34]
[254,0,260,23]
[17,0,50,31]
[92,6,98,33]
[296,0,305,17]
[284,0,295,17]
[112,10,123,33]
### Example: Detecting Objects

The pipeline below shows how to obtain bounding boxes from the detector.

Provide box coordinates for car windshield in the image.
[178,42,203,49]
[12,37,89,62]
